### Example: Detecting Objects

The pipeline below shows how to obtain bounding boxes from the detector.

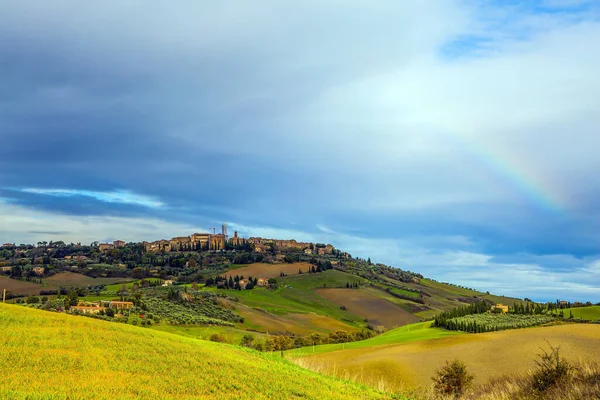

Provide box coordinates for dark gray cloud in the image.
[1,1,600,299]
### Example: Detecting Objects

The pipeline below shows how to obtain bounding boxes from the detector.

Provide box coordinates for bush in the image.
[240,334,255,348]
[432,359,474,397]
[26,296,39,304]
[532,342,572,392]
[209,333,227,343]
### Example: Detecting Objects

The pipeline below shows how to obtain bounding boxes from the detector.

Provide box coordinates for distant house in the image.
[109,301,134,310]
[32,267,45,276]
[492,303,509,313]
[275,254,285,262]
[256,278,269,287]
[70,306,106,314]
[0,266,12,272]
[98,243,114,252]
[113,240,126,248]
[304,248,313,255]
[239,279,249,289]
[161,280,174,287]
[1,243,13,248]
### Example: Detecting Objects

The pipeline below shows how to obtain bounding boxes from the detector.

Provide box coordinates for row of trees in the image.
[433,300,491,328]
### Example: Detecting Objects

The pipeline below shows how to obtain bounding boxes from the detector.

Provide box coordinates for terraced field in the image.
[294,323,600,391]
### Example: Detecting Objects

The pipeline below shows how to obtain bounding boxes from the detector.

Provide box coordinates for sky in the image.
[1,0,600,302]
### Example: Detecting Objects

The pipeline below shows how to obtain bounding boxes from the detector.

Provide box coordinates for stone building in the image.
[228,231,245,247]
[209,234,225,250]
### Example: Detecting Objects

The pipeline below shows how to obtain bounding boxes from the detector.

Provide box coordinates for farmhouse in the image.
[492,303,509,313]
[113,240,126,248]
[32,267,45,276]
[256,278,269,287]
[98,243,114,252]
[161,280,174,287]
[70,306,106,314]
[109,301,134,310]
[0,266,12,272]
[1,243,13,248]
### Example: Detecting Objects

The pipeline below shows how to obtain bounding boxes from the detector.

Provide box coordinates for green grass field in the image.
[0,303,396,400]
[287,322,462,356]
[205,270,366,325]
[150,324,268,344]
[563,305,600,321]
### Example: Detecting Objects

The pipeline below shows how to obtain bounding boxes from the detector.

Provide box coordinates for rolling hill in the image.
[290,322,600,391]
[0,303,395,400]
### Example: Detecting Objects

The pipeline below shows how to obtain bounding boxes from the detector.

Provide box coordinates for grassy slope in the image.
[288,322,463,356]
[563,305,600,321]
[295,323,600,391]
[0,303,395,400]
[206,270,366,324]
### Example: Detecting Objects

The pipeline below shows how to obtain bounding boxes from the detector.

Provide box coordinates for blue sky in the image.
[1,1,600,301]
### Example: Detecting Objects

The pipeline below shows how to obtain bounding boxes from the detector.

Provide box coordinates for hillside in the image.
[290,322,600,391]
[0,303,394,400]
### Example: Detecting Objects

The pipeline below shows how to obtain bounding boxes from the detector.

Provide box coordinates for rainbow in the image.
[447,130,565,213]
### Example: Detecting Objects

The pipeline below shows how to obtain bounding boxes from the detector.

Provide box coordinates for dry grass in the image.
[460,361,600,400]
[316,288,420,328]
[299,324,600,391]
[225,262,313,279]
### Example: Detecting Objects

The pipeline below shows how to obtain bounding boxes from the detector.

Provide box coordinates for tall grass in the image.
[0,303,395,400]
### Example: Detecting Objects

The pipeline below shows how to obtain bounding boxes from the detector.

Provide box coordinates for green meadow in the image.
[0,303,396,400]
[287,321,463,356]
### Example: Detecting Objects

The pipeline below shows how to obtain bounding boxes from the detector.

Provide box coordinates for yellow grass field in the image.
[225,262,313,279]
[297,323,600,391]
[316,288,420,328]
[0,303,394,400]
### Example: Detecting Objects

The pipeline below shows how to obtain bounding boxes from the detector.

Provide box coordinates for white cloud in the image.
[16,188,165,208]
[0,202,202,244]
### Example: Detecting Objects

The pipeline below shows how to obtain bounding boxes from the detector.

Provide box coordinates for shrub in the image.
[240,334,255,348]
[26,296,39,304]
[209,333,227,343]
[532,342,572,392]
[432,359,474,397]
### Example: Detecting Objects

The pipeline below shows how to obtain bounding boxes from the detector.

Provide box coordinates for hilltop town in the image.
[95,223,337,256]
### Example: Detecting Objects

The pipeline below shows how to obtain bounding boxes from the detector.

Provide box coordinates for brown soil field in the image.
[236,304,357,335]
[316,288,420,329]
[0,276,43,295]
[300,324,600,391]
[0,273,130,297]
[44,272,129,287]
[225,262,313,279]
